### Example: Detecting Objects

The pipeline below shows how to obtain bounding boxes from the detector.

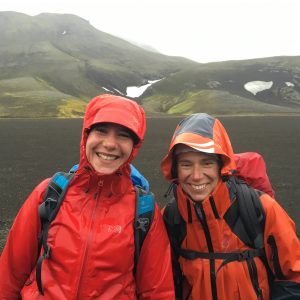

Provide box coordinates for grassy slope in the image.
[167,90,298,115]
[0,77,87,118]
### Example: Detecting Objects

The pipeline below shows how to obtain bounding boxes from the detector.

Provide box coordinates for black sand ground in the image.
[1,116,300,251]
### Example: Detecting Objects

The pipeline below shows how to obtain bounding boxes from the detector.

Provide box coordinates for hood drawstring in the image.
[109,170,128,198]
[164,182,176,198]
[209,196,220,219]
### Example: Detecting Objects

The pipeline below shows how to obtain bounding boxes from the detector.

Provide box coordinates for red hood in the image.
[79,94,146,172]
[161,113,236,181]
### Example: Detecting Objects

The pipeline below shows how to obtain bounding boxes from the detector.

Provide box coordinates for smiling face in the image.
[177,151,220,202]
[85,123,134,174]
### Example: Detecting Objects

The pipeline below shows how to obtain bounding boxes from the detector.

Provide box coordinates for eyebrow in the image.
[178,159,192,163]
[93,123,127,131]
[178,157,218,163]
[204,156,218,161]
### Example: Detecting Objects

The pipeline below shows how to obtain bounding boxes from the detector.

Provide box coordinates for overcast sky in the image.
[1,0,299,63]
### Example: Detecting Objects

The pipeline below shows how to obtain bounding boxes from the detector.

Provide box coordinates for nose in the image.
[103,132,117,149]
[190,165,204,181]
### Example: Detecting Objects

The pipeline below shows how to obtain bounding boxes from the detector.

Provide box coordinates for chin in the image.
[94,166,116,174]
[189,193,207,202]
[192,197,205,202]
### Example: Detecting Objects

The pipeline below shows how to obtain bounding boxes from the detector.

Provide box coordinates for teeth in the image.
[191,184,206,191]
[97,153,117,161]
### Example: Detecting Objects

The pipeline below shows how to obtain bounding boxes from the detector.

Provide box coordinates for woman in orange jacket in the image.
[162,113,300,300]
[0,94,175,299]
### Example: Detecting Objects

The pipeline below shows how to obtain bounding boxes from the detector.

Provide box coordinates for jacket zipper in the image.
[267,235,284,279]
[75,188,101,299]
[194,203,218,300]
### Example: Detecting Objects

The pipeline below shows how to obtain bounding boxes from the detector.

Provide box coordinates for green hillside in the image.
[0,77,86,117]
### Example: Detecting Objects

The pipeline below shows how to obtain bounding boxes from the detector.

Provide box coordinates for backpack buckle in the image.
[44,246,51,259]
[238,250,254,261]
[136,218,149,232]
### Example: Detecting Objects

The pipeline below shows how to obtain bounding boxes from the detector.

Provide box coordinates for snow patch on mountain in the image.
[126,79,162,98]
[286,82,295,87]
[244,81,273,95]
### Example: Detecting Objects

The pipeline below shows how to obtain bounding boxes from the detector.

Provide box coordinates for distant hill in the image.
[0,11,300,117]
[141,57,300,116]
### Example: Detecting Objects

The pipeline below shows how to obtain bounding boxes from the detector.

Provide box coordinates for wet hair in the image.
[217,155,224,169]
[127,130,140,145]
[88,123,140,145]
[171,155,178,179]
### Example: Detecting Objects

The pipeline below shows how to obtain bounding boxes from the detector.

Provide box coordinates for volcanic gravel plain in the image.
[1,116,300,251]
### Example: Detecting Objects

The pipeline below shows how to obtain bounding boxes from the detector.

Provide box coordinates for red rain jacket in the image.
[0,94,174,299]
[161,113,300,300]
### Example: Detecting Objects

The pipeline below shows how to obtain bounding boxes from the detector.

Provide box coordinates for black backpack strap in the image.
[225,176,267,300]
[133,186,155,274]
[225,176,265,249]
[163,184,188,299]
[235,178,265,249]
[36,171,75,295]
[178,247,264,269]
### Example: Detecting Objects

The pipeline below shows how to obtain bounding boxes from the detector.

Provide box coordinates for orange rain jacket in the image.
[0,94,174,300]
[161,113,300,300]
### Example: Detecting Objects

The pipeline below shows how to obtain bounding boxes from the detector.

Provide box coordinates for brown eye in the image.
[94,126,107,133]
[118,131,131,138]
[202,159,217,167]
[178,161,191,168]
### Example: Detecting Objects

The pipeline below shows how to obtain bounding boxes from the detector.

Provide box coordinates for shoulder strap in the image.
[36,171,75,295]
[133,186,155,274]
[235,177,265,249]
[163,185,187,253]
[130,164,150,192]
[227,176,265,249]
[226,176,273,295]
[163,184,187,299]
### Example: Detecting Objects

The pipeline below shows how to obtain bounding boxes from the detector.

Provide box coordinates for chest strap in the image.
[178,247,265,273]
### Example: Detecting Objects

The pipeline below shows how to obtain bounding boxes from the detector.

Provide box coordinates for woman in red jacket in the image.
[0,94,174,299]
[162,113,300,300]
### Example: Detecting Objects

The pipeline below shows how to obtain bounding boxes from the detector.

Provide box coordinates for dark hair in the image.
[217,155,224,169]
[88,123,140,145]
[171,154,178,179]
[127,130,140,145]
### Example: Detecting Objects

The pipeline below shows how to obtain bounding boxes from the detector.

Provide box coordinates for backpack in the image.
[234,152,275,198]
[36,164,154,295]
[163,152,299,300]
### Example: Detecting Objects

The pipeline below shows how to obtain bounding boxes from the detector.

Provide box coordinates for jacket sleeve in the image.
[0,179,49,300]
[135,203,175,299]
[262,194,300,290]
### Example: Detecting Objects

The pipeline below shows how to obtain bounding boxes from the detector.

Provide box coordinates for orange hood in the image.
[161,113,236,181]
